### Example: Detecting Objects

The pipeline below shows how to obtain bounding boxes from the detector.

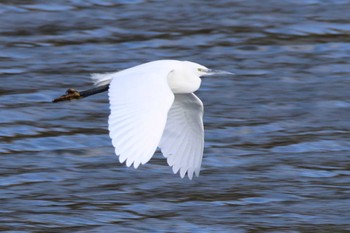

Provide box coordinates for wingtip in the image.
[188,171,194,180]
[172,164,180,174]
[119,154,127,164]
[126,158,133,167]
[174,166,195,180]
[133,160,141,169]
[195,168,200,177]
[180,168,186,178]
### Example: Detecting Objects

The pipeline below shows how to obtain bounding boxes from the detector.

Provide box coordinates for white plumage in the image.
[92,60,229,179]
[159,93,204,180]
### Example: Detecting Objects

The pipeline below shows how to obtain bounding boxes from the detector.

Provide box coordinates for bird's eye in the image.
[197,68,205,72]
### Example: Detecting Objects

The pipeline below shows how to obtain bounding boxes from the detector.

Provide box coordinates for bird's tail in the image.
[91,72,116,87]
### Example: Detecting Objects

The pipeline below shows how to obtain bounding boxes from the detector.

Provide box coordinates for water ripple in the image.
[1,0,349,232]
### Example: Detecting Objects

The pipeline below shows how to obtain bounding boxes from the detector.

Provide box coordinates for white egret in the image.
[54,60,231,179]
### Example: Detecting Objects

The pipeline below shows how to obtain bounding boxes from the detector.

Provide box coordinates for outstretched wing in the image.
[159,93,204,179]
[108,69,174,169]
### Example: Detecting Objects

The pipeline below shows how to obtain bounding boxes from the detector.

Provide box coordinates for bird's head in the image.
[167,60,232,94]
[183,61,232,77]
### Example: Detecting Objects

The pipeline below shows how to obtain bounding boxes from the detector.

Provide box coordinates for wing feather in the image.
[108,66,174,168]
[159,93,204,179]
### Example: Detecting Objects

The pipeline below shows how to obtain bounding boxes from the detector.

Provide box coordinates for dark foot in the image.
[52,88,82,103]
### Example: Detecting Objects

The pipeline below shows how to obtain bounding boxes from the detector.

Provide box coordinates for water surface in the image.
[1,0,350,232]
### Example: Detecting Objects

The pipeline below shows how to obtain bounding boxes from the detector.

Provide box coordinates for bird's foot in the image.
[52,88,82,103]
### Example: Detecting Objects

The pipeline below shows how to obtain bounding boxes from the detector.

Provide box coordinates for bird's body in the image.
[54,60,230,179]
[91,60,204,93]
[92,60,213,179]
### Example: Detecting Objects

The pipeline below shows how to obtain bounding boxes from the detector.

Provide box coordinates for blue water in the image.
[1,0,350,232]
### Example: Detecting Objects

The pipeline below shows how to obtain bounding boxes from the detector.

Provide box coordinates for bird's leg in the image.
[52,84,110,103]
[52,88,82,102]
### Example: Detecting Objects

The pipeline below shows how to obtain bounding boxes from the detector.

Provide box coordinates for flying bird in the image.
[53,60,231,179]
